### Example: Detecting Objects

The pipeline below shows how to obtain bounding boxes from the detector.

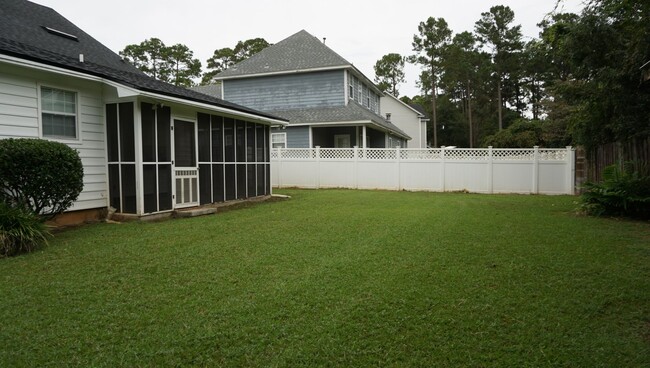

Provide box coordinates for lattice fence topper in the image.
[442,149,491,161]
[319,148,355,159]
[492,149,535,161]
[279,148,314,159]
[400,149,442,160]
[270,147,571,161]
[363,149,397,160]
[539,149,568,161]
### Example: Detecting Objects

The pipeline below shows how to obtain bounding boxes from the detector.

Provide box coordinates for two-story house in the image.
[209,30,411,149]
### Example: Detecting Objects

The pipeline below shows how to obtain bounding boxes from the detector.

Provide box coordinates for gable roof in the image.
[215,30,352,79]
[0,0,286,123]
[382,93,426,118]
[270,101,411,140]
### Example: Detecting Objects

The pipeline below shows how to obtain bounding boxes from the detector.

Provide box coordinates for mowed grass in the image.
[1,189,648,367]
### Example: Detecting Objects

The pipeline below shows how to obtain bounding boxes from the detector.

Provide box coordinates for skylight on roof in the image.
[42,26,78,41]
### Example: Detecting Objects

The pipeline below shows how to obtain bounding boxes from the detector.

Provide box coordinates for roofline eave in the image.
[0,53,288,126]
[283,120,411,140]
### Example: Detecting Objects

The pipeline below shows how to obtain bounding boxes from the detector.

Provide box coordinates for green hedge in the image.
[0,138,83,219]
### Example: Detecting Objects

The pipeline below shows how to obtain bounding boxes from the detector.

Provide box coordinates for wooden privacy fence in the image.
[585,137,650,182]
[271,146,576,195]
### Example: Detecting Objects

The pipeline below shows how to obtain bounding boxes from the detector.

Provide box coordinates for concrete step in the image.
[174,207,218,218]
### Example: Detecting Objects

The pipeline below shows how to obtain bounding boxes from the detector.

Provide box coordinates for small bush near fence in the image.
[0,202,49,257]
[581,162,650,219]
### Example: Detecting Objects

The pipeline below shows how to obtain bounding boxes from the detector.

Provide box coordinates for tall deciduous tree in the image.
[202,38,270,84]
[120,38,201,87]
[441,31,486,147]
[120,38,172,82]
[374,53,406,96]
[474,5,524,131]
[545,0,650,150]
[412,17,452,147]
[166,44,202,87]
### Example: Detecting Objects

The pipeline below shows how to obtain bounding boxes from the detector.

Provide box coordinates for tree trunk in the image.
[432,78,438,148]
[497,76,503,131]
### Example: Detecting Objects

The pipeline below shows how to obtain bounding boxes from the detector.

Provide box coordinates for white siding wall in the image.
[380,95,426,148]
[0,65,108,211]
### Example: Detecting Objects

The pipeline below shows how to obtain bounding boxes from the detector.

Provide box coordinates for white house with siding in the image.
[0,0,287,223]
[379,94,429,148]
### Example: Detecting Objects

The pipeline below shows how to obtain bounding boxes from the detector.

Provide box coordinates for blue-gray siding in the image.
[272,126,310,148]
[224,71,345,112]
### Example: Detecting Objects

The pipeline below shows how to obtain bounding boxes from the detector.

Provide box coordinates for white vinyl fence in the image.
[271,146,575,195]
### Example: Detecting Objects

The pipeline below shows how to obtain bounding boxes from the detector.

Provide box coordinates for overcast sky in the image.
[32,0,585,97]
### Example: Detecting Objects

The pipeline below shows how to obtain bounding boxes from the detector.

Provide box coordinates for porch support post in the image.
[362,125,367,148]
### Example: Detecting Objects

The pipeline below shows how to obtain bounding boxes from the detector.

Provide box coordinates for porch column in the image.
[362,125,367,148]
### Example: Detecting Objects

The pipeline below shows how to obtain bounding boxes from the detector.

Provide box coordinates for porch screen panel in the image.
[199,164,212,205]
[256,125,265,164]
[121,164,137,213]
[237,164,246,199]
[143,164,157,213]
[257,164,265,196]
[158,165,172,211]
[224,118,235,162]
[106,104,119,162]
[119,102,135,162]
[157,106,171,162]
[247,164,256,197]
[236,120,245,163]
[213,164,224,202]
[246,122,255,162]
[174,120,196,167]
[265,125,270,162]
[141,103,156,162]
[198,113,210,162]
[211,116,223,162]
[225,164,235,201]
[108,164,120,212]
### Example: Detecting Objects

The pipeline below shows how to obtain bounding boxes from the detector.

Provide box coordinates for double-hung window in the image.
[271,132,286,148]
[40,86,78,139]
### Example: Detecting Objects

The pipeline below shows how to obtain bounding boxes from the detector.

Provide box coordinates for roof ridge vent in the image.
[42,26,78,41]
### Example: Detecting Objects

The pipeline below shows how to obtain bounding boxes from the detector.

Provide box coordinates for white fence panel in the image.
[271,146,575,195]
[445,162,490,193]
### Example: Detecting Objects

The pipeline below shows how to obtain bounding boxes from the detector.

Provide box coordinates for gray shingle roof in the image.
[215,30,352,79]
[270,101,411,140]
[189,84,222,99]
[0,0,285,122]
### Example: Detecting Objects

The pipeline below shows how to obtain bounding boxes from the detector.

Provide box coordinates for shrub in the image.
[482,119,544,148]
[0,202,49,257]
[581,162,650,219]
[0,138,83,219]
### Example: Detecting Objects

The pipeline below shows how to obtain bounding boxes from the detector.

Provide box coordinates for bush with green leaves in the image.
[0,138,83,219]
[581,162,650,219]
[0,202,49,257]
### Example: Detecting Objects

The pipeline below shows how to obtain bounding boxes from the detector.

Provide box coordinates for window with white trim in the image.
[40,86,77,139]
[271,132,287,148]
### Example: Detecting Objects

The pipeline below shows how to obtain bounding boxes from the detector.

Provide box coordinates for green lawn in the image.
[1,189,648,367]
